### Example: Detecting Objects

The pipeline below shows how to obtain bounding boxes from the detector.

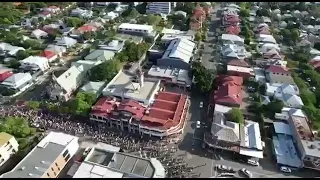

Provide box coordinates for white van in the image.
[247,159,259,166]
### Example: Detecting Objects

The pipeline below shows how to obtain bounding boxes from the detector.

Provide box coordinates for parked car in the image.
[247,159,259,166]
[200,101,203,108]
[280,166,291,173]
[240,168,252,178]
[196,121,201,128]
[216,165,228,171]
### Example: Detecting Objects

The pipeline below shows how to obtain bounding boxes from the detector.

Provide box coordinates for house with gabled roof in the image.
[265,65,294,84]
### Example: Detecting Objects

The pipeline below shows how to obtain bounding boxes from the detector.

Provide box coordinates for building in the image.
[275,108,320,170]
[227,65,254,79]
[147,65,192,88]
[221,34,244,46]
[257,34,277,44]
[118,23,154,36]
[0,69,13,83]
[265,65,295,84]
[226,25,241,35]
[221,44,246,60]
[54,36,77,48]
[31,29,48,39]
[158,38,196,70]
[40,50,58,62]
[1,132,79,178]
[70,8,93,18]
[222,14,240,27]
[160,28,194,43]
[211,75,243,107]
[272,122,302,169]
[102,70,161,105]
[45,44,67,57]
[0,43,25,57]
[146,2,176,15]
[90,91,189,138]
[84,49,115,63]
[0,132,19,167]
[20,56,50,72]
[189,5,206,31]
[257,43,280,54]
[70,143,166,178]
[0,73,33,94]
[203,104,263,159]
[80,81,106,97]
[98,40,125,52]
[48,65,87,101]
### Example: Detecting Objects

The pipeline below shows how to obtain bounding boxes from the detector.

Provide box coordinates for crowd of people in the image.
[0,105,197,178]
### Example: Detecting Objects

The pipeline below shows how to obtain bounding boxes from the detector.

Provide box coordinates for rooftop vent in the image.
[309,144,316,149]
[20,166,25,170]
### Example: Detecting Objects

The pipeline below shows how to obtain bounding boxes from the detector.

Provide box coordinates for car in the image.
[216,165,228,171]
[247,159,259,166]
[306,78,311,82]
[200,102,203,108]
[240,168,252,178]
[280,166,291,173]
[196,121,201,128]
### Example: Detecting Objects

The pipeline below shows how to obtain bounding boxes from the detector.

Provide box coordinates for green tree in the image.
[256,9,270,17]
[89,59,120,81]
[192,62,214,93]
[16,50,29,60]
[239,9,250,17]
[228,108,244,124]
[27,101,40,110]
[194,32,202,42]
[9,59,21,69]
[314,42,320,51]
[146,14,162,25]
[66,17,83,28]
[22,39,42,50]
[174,2,196,15]
[1,117,32,138]
[266,100,284,113]
[68,92,97,116]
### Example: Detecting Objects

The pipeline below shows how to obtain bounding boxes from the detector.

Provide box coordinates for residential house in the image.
[226,25,241,35]
[255,23,270,35]
[61,27,74,36]
[45,44,67,57]
[161,28,195,43]
[222,14,240,27]
[70,8,93,18]
[257,34,277,44]
[77,24,98,34]
[84,50,115,64]
[103,11,119,21]
[254,67,266,83]
[80,81,106,97]
[0,43,25,57]
[54,36,77,48]
[212,75,243,107]
[221,34,244,46]
[31,29,48,39]
[39,50,58,62]
[265,65,294,84]
[266,83,303,108]
[221,44,246,60]
[0,73,33,94]
[292,10,301,18]
[118,23,154,36]
[258,43,280,54]
[189,5,206,31]
[279,21,288,29]
[174,11,187,18]
[0,69,13,82]
[157,38,196,70]
[43,6,61,13]
[0,132,19,167]
[38,11,52,19]
[227,59,249,67]
[48,65,87,101]
[227,65,254,79]
[297,39,312,48]
[98,40,125,52]
[20,56,50,72]
[146,2,176,15]
[309,58,320,72]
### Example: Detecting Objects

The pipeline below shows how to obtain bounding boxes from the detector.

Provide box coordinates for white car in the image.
[280,166,291,173]
[240,168,252,178]
[196,121,201,128]
[247,159,259,166]
[200,102,203,108]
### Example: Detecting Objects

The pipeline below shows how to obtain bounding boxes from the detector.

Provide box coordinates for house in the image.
[0,73,33,94]
[174,11,187,17]
[261,16,272,24]
[103,11,119,20]
[161,28,195,43]
[221,34,244,46]
[263,48,283,60]
[212,75,243,107]
[54,36,77,48]
[70,8,93,18]
[265,65,294,84]
[157,38,195,70]
[258,43,280,54]
[297,39,312,48]
[44,6,61,13]
[254,67,266,83]
[20,56,50,72]
[84,50,115,63]
[1,132,79,178]
[222,15,240,27]
[227,65,254,79]
[31,29,48,39]
[38,11,52,19]
[227,59,249,67]
[118,23,154,36]
[0,43,25,57]
[45,44,66,57]
[221,44,246,60]
[0,132,19,167]
[98,40,125,52]
[77,25,97,34]
[279,21,288,29]
[257,34,277,44]
[48,65,87,101]
[39,50,58,62]
[266,83,303,108]
[292,10,301,18]
[80,81,106,97]
[0,69,13,82]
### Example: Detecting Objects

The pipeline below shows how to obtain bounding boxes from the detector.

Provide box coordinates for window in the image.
[62,150,69,158]
[47,173,50,177]
[51,167,54,172]
[57,167,61,171]
[53,172,57,176]
[55,162,58,167]
[64,153,71,162]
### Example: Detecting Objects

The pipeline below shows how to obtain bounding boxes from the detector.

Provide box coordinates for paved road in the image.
[201,3,221,72]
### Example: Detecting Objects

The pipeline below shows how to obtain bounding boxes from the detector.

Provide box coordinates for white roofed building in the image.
[118,23,154,36]
[20,56,50,72]
[146,2,176,15]
[157,38,196,70]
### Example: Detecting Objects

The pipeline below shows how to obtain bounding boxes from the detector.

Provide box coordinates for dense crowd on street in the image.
[0,105,199,178]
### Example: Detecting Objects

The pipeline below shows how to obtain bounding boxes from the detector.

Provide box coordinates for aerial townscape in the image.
[1,1,320,178]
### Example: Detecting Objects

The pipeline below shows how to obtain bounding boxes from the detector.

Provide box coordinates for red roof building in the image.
[40,50,57,61]
[226,25,241,35]
[309,60,320,72]
[212,75,243,107]
[77,25,97,33]
[222,15,239,26]
[265,65,289,74]
[190,5,206,31]
[0,69,13,82]
[227,59,249,67]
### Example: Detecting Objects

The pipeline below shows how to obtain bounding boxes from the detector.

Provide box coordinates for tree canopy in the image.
[68,92,97,116]
[192,62,215,94]
[228,108,244,124]
[115,42,150,62]
[0,116,34,138]
[89,59,120,82]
